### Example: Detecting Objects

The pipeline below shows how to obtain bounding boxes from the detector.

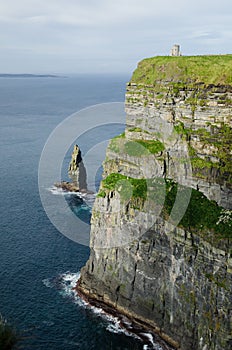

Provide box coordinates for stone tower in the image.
[170,44,181,56]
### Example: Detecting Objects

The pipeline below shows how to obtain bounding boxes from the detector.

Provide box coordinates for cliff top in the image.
[130,55,232,85]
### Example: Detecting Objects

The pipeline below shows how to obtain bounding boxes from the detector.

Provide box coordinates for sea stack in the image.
[68,144,82,183]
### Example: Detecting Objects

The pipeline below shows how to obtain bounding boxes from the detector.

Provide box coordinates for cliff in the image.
[77,56,232,350]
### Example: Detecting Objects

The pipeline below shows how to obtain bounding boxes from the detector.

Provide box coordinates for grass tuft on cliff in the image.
[109,134,165,156]
[124,140,165,156]
[163,180,232,239]
[99,173,232,240]
[174,121,232,182]
[101,173,147,201]
[130,55,232,85]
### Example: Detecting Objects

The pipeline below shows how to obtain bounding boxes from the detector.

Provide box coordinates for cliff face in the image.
[78,56,232,350]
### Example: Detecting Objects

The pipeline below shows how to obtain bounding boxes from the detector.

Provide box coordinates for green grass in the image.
[124,140,165,156]
[162,180,232,239]
[100,173,232,241]
[97,190,106,198]
[174,122,232,180]
[128,127,144,132]
[174,122,189,137]
[108,132,125,153]
[130,55,232,85]
[101,173,147,201]
[187,145,215,170]
[127,127,149,134]
[108,133,165,157]
[215,124,232,174]
[136,140,164,154]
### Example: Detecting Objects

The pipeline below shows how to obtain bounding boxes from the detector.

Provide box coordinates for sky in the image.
[0,0,231,74]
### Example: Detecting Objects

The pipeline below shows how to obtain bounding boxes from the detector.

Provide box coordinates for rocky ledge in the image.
[54,181,79,192]
[77,55,232,350]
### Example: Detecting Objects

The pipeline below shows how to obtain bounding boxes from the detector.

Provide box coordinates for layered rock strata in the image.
[77,56,232,350]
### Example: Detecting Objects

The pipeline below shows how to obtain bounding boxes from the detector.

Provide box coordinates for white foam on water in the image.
[79,205,89,211]
[48,186,80,197]
[43,272,138,338]
[59,272,81,298]
[106,321,135,338]
[43,272,165,349]
[49,186,67,195]
[42,278,53,288]
[78,193,96,209]
[141,332,164,350]
[106,322,124,334]
[48,186,81,196]
[62,272,80,284]
[48,186,96,209]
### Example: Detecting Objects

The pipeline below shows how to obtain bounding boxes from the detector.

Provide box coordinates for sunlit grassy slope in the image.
[130,55,232,85]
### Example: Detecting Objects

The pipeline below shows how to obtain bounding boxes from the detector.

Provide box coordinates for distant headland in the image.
[0,74,61,78]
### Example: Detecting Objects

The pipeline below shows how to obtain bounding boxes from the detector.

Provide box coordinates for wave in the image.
[48,186,96,209]
[141,333,164,350]
[49,186,68,196]
[43,271,168,350]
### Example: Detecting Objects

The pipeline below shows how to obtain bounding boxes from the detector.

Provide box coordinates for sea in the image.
[0,75,167,350]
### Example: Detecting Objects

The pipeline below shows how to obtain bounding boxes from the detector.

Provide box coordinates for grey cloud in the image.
[0,0,231,73]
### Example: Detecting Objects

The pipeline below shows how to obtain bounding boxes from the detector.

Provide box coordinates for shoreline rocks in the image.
[54,181,94,195]
[75,281,177,350]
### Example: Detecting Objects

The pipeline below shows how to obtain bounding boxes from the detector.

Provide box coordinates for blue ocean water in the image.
[0,76,165,350]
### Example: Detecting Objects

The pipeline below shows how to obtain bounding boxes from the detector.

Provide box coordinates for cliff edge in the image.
[77,55,232,350]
